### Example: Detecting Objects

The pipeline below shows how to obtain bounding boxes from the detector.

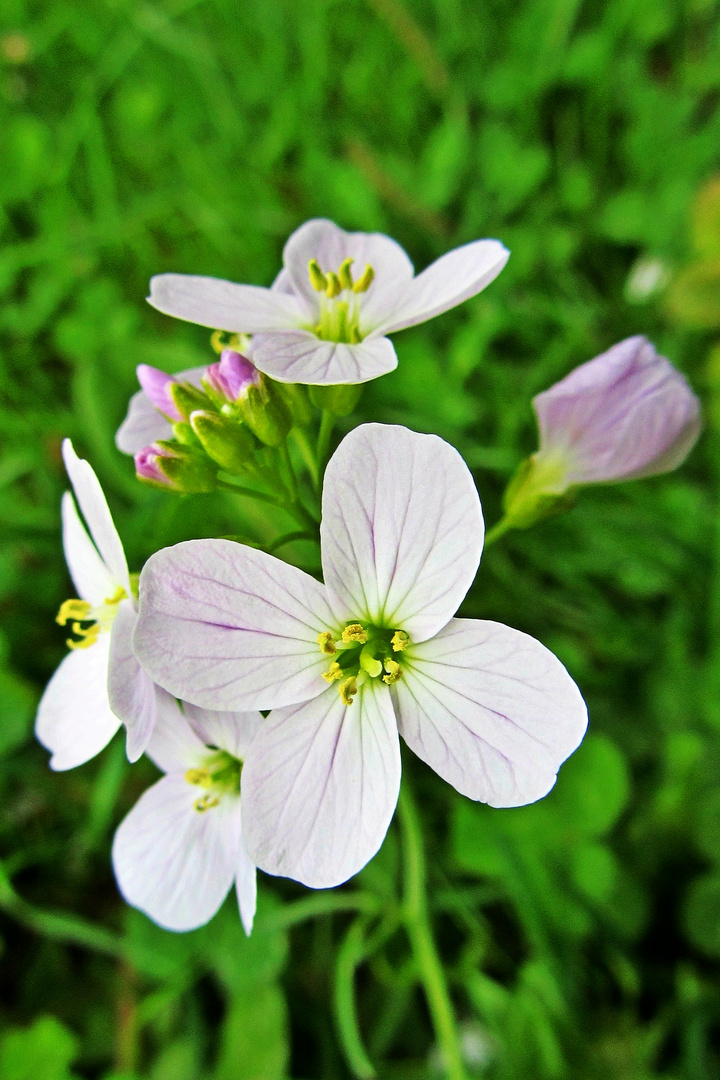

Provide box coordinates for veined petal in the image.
[107,602,157,762]
[183,702,264,762]
[35,635,121,770]
[112,775,240,932]
[241,681,401,889]
[148,275,306,333]
[62,440,130,596]
[321,424,484,641]
[282,218,414,311]
[235,834,257,936]
[252,331,397,385]
[393,618,588,807]
[145,691,208,774]
[61,492,117,607]
[116,366,205,455]
[369,239,509,337]
[134,539,336,711]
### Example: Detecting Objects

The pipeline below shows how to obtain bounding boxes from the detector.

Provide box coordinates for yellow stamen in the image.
[322,662,344,683]
[338,257,354,291]
[56,599,91,626]
[67,623,100,650]
[104,586,127,606]
[308,259,328,292]
[353,264,375,293]
[382,659,402,685]
[317,631,337,655]
[210,330,247,354]
[340,676,358,706]
[194,794,220,812]
[342,623,368,644]
[391,631,409,652]
[185,767,213,789]
[325,272,342,299]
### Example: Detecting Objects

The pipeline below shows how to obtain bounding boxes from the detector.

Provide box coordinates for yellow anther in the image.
[325,272,342,299]
[338,257,354,291]
[66,623,101,650]
[308,259,328,292]
[382,659,402,685]
[194,794,220,812]
[353,264,375,293]
[56,599,91,626]
[322,662,344,683]
[340,676,358,706]
[342,623,368,644]
[391,631,409,652]
[104,586,127,606]
[185,767,213,789]
[317,631,337,655]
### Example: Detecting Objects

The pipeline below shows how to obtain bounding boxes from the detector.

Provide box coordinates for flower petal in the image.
[251,331,397,385]
[116,367,206,455]
[235,834,257,936]
[134,539,336,711]
[183,702,264,762]
[148,275,306,333]
[61,491,117,607]
[282,218,414,312]
[35,635,121,770]
[107,601,158,762]
[241,681,401,889]
[369,239,509,336]
[112,775,240,932]
[145,691,208,774]
[62,440,130,595]
[321,424,484,642]
[392,618,588,807]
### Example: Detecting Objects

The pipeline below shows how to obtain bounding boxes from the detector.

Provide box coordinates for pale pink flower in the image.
[113,695,261,933]
[134,424,587,889]
[147,219,509,385]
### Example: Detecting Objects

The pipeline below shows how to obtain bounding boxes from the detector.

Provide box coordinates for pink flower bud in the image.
[134,444,176,488]
[136,365,183,422]
[205,350,260,402]
[532,336,701,488]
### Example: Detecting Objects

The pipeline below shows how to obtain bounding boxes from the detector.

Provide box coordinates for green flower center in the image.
[185,750,242,813]
[305,258,375,345]
[318,622,409,705]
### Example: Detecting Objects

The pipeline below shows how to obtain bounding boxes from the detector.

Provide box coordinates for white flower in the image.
[112,694,261,934]
[35,440,158,768]
[134,424,587,889]
[147,219,509,385]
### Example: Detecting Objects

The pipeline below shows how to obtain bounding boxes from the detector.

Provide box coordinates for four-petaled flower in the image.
[113,694,261,933]
[134,424,588,889]
[36,440,160,768]
[146,219,509,385]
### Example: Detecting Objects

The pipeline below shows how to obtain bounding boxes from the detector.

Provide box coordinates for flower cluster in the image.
[36,218,701,938]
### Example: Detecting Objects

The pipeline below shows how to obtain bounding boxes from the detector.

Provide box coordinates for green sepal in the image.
[270,379,313,427]
[238,378,292,447]
[171,420,202,447]
[154,446,218,494]
[502,456,575,529]
[309,383,363,417]
[190,410,257,472]
[169,380,212,420]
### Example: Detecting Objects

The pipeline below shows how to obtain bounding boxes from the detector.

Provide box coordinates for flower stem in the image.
[398,784,468,1080]
[316,409,336,479]
[291,426,320,490]
[483,515,514,547]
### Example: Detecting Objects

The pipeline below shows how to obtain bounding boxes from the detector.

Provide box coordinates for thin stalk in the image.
[316,409,336,479]
[398,785,468,1080]
[267,530,317,553]
[258,891,381,932]
[218,478,319,532]
[483,516,514,547]
[291,426,320,490]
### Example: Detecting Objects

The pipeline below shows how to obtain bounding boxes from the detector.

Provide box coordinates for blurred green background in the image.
[1,0,720,1076]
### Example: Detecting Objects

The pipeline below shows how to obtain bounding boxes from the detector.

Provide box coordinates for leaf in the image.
[214,983,289,1080]
[0,1017,79,1080]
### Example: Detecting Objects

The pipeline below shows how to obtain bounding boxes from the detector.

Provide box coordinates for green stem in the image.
[0,858,124,959]
[316,409,336,479]
[218,478,319,533]
[398,784,468,1080]
[291,426,320,491]
[267,529,317,553]
[258,891,381,932]
[483,515,514,547]
[335,917,378,1079]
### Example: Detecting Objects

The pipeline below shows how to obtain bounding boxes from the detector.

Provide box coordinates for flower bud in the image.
[530,337,701,491]
[190,410,256,472]
[238,376,292,447]
[136,365,183,421]
[135,443,217,494]
[204,350,261,403]
[308,383,363,417]
[169,380,212,421]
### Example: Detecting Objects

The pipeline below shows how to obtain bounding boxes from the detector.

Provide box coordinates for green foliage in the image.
[0,0,719,1076]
